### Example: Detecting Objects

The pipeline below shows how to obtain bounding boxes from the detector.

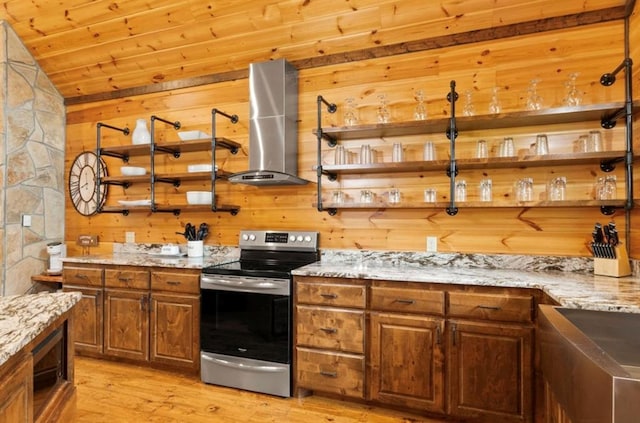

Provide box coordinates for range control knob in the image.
[242,234,249,241]
[304,235,312,243]
[248,233,256,241]
[296,235,303,242]
[289,235,296,242]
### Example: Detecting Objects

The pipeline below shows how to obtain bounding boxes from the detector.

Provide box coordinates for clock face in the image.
[69,152,108,216]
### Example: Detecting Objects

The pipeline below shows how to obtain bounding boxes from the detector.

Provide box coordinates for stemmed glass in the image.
[462,90,475,116]
[343,97,358,126]
[563,73,582,107]
[488,87,502,114]
[377,93,391,123]
[526,79,543,111]
[413,89,427,120]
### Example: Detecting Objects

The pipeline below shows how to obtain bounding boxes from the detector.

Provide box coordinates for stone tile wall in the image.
[0,21,65,296]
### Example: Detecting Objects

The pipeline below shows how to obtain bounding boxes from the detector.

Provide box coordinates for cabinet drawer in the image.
[370,285,445,315]
[62,265,104,287]
[448,292,533,323]
[151,271,200,294]
[296,347,364,399]
[105,268,149,290]
[296,305,364,354]
[296,280,366,308]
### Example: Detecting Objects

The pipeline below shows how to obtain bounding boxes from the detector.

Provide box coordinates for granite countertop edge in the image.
[0,292,82,368]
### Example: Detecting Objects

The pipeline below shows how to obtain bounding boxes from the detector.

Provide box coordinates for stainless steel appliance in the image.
[228,59,309,186]
[200,230,319,397]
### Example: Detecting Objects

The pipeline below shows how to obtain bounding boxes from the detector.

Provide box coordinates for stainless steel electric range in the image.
[199,230,319,397]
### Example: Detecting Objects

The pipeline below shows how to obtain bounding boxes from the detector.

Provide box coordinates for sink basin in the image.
[538,305,640,423]
[557,308,640,369]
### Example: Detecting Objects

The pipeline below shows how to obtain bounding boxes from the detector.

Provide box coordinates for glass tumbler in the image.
[455,180,467,201]
[500,137,515,157]
[476,140,488,159]
[535,134,549,155]
[423,141,436,161]
[360,144,372,164]
[424,188,437,203]
[389,188,401,204]
[516,178,534,201]
[548,177,566,201]
[334,145,345,165]
[589,130,603,152]
[360,189,374,203]
[479,178,492,202]
[392,143,404,162]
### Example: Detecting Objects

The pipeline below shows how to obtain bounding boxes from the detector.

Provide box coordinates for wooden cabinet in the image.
[294,276,537,422]
[0,354,33,423]
[369,282,446,412]
[62,263,105,356]
[62,263,200,372]
[294,277,366,399]
[149,270,200,370]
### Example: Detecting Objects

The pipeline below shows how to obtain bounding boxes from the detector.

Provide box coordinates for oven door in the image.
[200,274,291,364]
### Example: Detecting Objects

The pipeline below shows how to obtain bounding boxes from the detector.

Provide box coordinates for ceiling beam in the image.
[65,7,626,106]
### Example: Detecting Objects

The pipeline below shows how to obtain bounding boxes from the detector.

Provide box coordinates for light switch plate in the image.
[125,232,135,243]
[426,236,438,252]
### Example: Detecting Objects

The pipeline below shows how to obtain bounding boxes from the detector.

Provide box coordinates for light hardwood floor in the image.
[72,357,447,423]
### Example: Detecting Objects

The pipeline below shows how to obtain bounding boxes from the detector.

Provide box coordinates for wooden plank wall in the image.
[66,20,639,258]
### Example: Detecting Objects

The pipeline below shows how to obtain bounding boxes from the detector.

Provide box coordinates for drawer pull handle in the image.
[118,277,132,282]
[166,281,181,286]
[75,273,89,280]
[320,327,337,334]
[320,371,338,378]
[394,299,415,305]
[320,293,337,299]
[477,305,501,311]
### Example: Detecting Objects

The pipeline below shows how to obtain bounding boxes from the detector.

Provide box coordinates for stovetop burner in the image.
[201,230,319,279]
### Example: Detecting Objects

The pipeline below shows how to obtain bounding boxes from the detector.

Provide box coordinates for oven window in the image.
[200,289,291,364]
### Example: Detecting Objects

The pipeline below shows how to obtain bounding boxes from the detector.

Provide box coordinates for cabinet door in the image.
[369,312,445,413]
[63,285,103,356]
[104,289,149,362]
[448,320,533,423]
[149,293,200,370]
[0,355,33,423]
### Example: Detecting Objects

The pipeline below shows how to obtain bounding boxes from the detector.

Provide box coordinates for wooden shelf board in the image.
[318,199,626,210]
[321,151,625,175]
[315,102,633,140]
[100,137,240,158]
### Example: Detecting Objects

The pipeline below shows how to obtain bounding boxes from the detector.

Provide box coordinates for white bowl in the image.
[187,164,217,173]
[178,130,210,141]
[186,191,213,205]
[120,166,147,176]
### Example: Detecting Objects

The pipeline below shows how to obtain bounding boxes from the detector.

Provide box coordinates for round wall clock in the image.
[68,151,108,216]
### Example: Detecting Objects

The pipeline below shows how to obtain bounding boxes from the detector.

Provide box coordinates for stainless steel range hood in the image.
[229,59,309,186]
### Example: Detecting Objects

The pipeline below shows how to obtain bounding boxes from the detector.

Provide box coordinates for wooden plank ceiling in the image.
[0,0,628,102]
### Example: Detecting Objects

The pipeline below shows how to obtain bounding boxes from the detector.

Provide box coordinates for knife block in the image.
[594,245,631,277]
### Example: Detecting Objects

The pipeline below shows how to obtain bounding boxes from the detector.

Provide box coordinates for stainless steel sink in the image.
[538,305,640,423]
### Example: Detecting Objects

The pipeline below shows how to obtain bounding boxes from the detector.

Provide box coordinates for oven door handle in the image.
[202,354,288,373]
[201,276,284,291]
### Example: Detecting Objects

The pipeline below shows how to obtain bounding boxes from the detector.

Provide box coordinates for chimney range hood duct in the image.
[228,59,309,186]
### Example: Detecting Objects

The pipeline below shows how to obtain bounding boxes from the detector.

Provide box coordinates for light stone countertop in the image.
[0,291,82,367]
[292,261,640,313]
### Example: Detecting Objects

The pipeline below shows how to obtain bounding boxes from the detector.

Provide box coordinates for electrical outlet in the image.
[125,231,136,243]
[22,214,32,227]
[426,236,438,252]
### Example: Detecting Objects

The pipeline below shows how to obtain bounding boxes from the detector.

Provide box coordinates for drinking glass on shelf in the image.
[392,143,404,162]
[515,178,534,201]
[547,177,566,201]
[455,180,467,201]
[360,144,372,164]
[577,135,589,153]
[488,86,502,114]
[563,72,582,107]
[360,189,374,203]
[424,188,437,203]
[500,137,515,157]
[525,79,543,111]
[413,89,427,120]
[596,175,617,200]
[462,89,476,117]
[479,178,492,202]
[389,188,401,204]
[423,141,436,161]
[535,134,549,155]
[334,145,346,165]
[476,139,488,159]
[589,130,603,152]
[377,93,391,123]
[332,190,345,204]
[343,97,359,126]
